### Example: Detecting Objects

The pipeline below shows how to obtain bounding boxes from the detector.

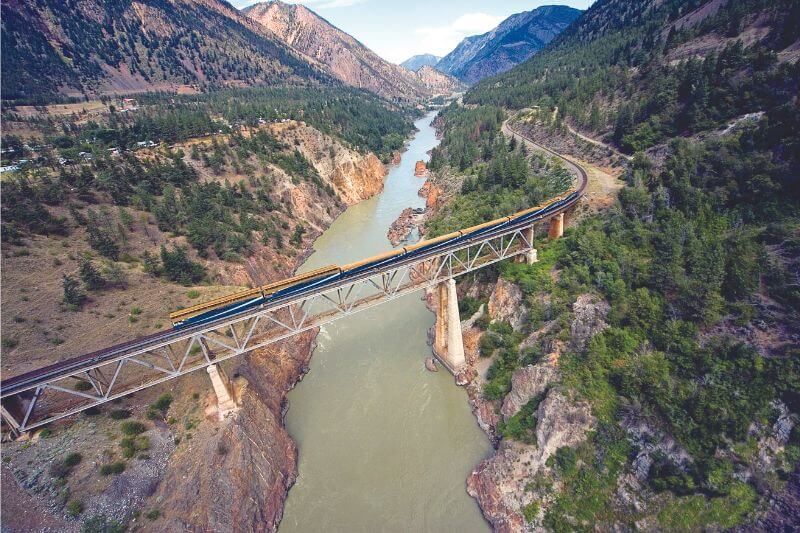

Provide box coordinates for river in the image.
[279,111,492,532]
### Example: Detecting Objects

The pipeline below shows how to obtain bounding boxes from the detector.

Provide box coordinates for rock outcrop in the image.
[152,331,316,532]
[488,278,527,331]
[269,120,386,205]
[414,160,427,177]
[467,388,595,531]
[500,363,560,419]
[418,179,443,209]
[569,294,610,351]
[387,207,425,246]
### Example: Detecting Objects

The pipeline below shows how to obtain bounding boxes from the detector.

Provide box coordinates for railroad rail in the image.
[1,122,588,434]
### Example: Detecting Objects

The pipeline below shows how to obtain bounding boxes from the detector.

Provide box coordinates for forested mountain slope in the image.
[427,0,800,530]
[1,0,323,102]
[436,5,581,84]
[467,0,799,152]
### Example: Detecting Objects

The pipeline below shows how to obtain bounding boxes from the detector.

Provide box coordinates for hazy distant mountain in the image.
[245,1,459,102]
[400,54,441,71]
[437,5,581,84]
[1,0,322,101]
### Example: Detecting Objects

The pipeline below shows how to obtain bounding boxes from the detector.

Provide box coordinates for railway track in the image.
[1,121,588,433]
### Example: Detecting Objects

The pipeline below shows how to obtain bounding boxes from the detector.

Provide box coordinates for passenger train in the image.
[170,190,579,330]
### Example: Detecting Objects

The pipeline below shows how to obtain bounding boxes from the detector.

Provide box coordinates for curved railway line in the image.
[1,119,589,433]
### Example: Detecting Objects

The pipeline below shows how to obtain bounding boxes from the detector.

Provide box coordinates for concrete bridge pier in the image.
[207,363,238,417]
[548,213,564,239]
[433,278,466,374]
[519,226,538,264]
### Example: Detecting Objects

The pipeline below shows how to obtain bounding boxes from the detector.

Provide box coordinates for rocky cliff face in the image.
[428,267,605,531]
[244,1,460,102]
[412,66,462,95]
[269,120,386,205]
[437,5,581,84]
[467,388,595,532]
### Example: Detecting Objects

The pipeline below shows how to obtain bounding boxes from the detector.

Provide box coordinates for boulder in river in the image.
[425,357,438,372]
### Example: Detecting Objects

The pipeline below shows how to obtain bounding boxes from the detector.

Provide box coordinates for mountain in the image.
[436,5,581,84]
[400,54,441,71]
[244,1,460,103]
[1,0,323,101]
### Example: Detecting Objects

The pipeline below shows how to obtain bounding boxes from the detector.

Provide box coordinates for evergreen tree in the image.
[62,274,86,309]
[79,259,106,291]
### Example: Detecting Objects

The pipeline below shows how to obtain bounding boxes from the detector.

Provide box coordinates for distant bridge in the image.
[1,124,587,435]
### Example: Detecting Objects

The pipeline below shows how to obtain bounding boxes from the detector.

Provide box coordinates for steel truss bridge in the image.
[1,123,588,434]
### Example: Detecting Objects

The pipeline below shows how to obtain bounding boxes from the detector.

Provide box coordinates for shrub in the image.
[66,500,83,517]
[49,460,71,479]
[119,421,147,436]
[186,289,200,299]
[64,453,82,467]
[552,446,578,477]
[151,393,173,413]
[458,295,483,320]
[39,428,52,438]
[81,514,125,533]
[120,435,149,459]
[146,509,160,520]
[1,337,19,349]
[522,501,540,523]
[109,409,131,420]
[74,380,93,391]
[98,462,125,476]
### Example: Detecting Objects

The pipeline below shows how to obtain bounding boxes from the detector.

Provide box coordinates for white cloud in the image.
[413,12,503,58]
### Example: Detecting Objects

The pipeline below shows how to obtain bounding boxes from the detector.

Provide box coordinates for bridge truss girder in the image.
[2,223,538,433]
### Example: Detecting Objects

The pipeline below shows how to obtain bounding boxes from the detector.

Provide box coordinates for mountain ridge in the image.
[437,4,581,84]
[244,1,461,103]
[400,53,442,71]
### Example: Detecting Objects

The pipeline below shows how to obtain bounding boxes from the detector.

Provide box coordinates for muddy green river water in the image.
[279,112,492,532]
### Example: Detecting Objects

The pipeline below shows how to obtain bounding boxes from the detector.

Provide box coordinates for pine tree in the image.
[79,259,106,291]
[62,274,86,309]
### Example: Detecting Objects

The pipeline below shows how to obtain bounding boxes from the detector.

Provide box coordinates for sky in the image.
[232,0,595,63]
